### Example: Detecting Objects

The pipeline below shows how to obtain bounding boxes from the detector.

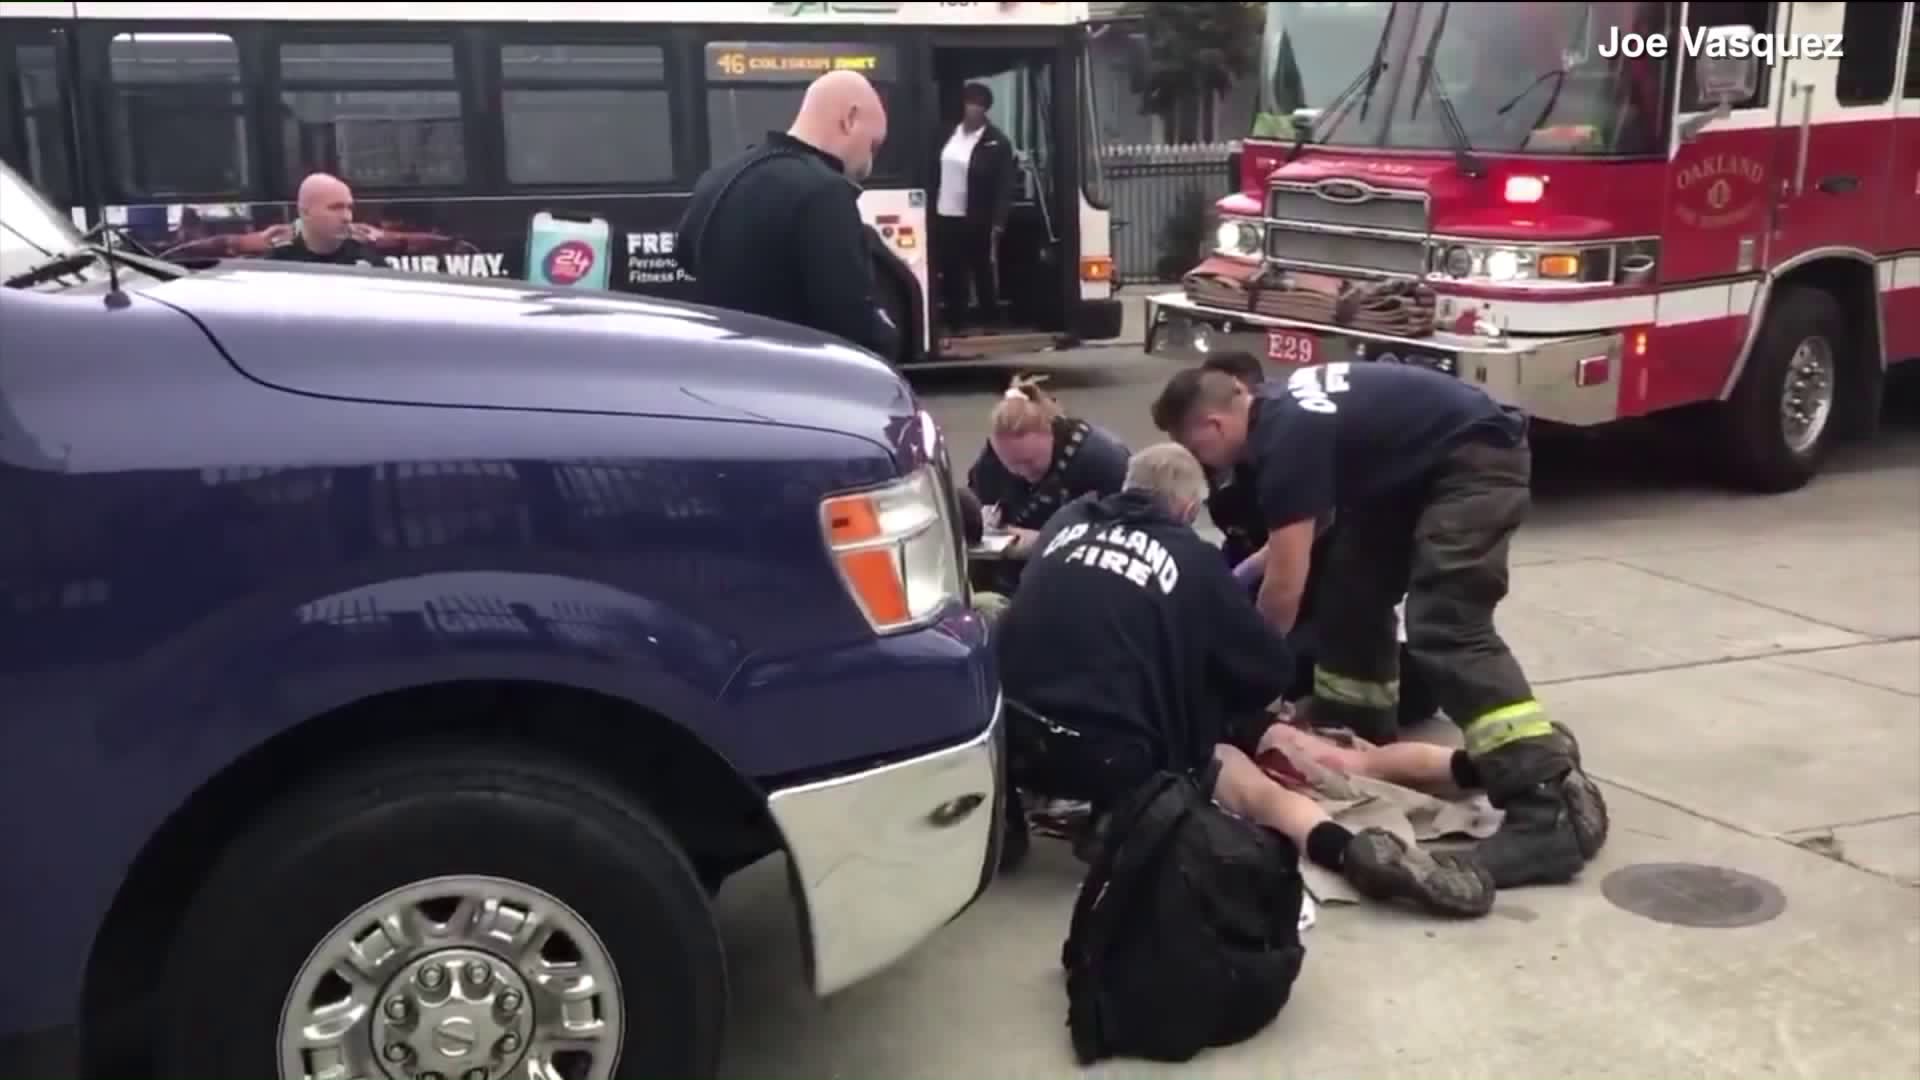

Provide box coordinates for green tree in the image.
[1128,1,1263,143]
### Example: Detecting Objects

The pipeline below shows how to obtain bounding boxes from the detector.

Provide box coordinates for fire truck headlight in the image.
[1484,248,1525,282]
[1214,219,1264,259]
[1434,241,1621,287]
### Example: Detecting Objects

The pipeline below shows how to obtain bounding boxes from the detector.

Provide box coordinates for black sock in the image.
[1450,750,1482,789]
[1305,821,1353,872]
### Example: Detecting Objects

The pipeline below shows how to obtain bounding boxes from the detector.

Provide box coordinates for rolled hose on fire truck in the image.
[1182,257,1439,338]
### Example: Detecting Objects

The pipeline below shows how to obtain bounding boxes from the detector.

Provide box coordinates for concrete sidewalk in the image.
[711,420,1920,1079]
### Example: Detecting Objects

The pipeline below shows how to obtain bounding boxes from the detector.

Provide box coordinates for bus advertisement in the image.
[0,1,1125,367]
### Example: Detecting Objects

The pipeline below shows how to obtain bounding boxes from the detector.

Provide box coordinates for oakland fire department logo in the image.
[1674,152,1765,229]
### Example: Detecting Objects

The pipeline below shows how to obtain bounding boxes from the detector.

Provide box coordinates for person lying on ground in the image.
[1152,361,1609,889]
[1254,720,1485,791]
[993,441,1495,917]
[964,374,1130,595]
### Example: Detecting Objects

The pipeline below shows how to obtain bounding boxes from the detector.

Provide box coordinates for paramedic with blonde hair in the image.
[964,375,1130,593]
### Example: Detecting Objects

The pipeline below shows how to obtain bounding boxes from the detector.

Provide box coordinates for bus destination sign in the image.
[706,42,896,81]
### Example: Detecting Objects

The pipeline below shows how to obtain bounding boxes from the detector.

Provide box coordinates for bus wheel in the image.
[154,744,727,1080]
[1718,285,1844,493]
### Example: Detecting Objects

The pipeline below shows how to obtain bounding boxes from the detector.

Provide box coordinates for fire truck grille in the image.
[1264,227,1429,277]
[1264,181,1430,278]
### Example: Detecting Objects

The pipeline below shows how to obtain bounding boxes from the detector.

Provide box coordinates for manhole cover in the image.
[1601,862,1786,928]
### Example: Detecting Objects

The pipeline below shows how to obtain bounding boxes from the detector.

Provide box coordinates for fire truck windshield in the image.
[1256,1,1674,158]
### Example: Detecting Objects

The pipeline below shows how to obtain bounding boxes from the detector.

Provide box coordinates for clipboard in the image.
[970,530,1018,559]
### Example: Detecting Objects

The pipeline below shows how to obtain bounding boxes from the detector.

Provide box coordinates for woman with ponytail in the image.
[964,374,1130,594]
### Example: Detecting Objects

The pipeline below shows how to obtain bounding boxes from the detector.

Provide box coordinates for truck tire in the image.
[154,743,727,1080]
[1718,285,1845,493]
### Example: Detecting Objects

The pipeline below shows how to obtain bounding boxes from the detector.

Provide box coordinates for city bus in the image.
[1149,1,1918,492]
[0,0,1123,366]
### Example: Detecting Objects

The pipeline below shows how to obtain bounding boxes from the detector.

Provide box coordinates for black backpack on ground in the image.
[1060,770,1307,1066]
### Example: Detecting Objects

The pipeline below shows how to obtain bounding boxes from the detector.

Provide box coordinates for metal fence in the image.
[1101,141,1235,285]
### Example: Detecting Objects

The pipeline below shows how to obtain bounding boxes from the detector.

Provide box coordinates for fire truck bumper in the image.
[1143,291,1625,427]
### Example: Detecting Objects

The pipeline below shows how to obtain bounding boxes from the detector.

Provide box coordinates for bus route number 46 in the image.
[1267,328,1317,365]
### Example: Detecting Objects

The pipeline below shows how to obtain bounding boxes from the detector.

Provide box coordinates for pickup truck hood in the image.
[150,261,915,443]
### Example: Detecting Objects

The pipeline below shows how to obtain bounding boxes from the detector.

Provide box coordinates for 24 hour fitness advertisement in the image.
[108,194,700,298]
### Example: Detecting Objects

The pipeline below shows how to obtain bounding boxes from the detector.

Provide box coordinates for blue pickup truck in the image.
[0,158,1005,1079]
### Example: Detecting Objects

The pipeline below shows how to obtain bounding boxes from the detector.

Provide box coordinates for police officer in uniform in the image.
[1151,361,1608,890]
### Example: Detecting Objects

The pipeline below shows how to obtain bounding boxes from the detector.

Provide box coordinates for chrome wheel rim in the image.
[278,875,622,1080]
[1780,335,1836,455]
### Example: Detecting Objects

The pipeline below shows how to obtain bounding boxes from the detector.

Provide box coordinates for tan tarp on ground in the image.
[1260,723,1502,905]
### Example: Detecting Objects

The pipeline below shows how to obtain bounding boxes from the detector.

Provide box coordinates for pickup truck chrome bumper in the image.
[765,693,1004,996]
[1144,291,1627,427]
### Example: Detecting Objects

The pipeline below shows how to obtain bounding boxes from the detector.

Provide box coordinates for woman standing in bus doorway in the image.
[933,82,1018,331]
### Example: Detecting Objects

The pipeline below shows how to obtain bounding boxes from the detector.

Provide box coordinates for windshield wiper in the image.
[3,241,185,290]
[1500,8,1592,139]
[1496,67,1569,117]
[1407,2,1487,179]
[3,249,95,289]
[78,220,156,258]
[1285,3,1400,164]
[90,240,186,281]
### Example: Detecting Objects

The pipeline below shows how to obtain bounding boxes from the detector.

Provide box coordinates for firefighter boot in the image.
[1470,722,1610,889]
[1342,827,1496,918]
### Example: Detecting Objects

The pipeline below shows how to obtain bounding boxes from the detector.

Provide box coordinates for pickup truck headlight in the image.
[820,466,961,634]
[1214,218,1264,260]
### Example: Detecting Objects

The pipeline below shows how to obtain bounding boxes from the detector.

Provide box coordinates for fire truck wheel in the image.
[1719,286,1845,494]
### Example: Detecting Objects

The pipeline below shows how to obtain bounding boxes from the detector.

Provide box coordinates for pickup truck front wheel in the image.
[154,745,727,1080]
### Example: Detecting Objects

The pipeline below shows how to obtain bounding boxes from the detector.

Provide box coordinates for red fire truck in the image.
[1145,1,1919,492]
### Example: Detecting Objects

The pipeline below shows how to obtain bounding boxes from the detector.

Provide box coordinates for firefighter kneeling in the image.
[1151,361,1608,889]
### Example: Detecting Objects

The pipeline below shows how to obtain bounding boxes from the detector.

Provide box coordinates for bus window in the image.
[702,41,904,179]
[500,43,673,187]
[6,43,71,201]
[108,32,250,199]
[1077,49,1108,210]
[279,41,465,190]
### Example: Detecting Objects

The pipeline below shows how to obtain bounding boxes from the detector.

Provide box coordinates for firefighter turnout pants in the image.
[1308,432,1554,761]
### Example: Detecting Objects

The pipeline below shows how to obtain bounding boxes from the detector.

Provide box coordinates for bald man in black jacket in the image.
[676,70,900,361]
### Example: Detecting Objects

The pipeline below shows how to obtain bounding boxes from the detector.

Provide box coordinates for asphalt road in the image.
[713,344,1920,1080]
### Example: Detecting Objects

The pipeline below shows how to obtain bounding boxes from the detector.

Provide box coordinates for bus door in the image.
[930,45,1069,350]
